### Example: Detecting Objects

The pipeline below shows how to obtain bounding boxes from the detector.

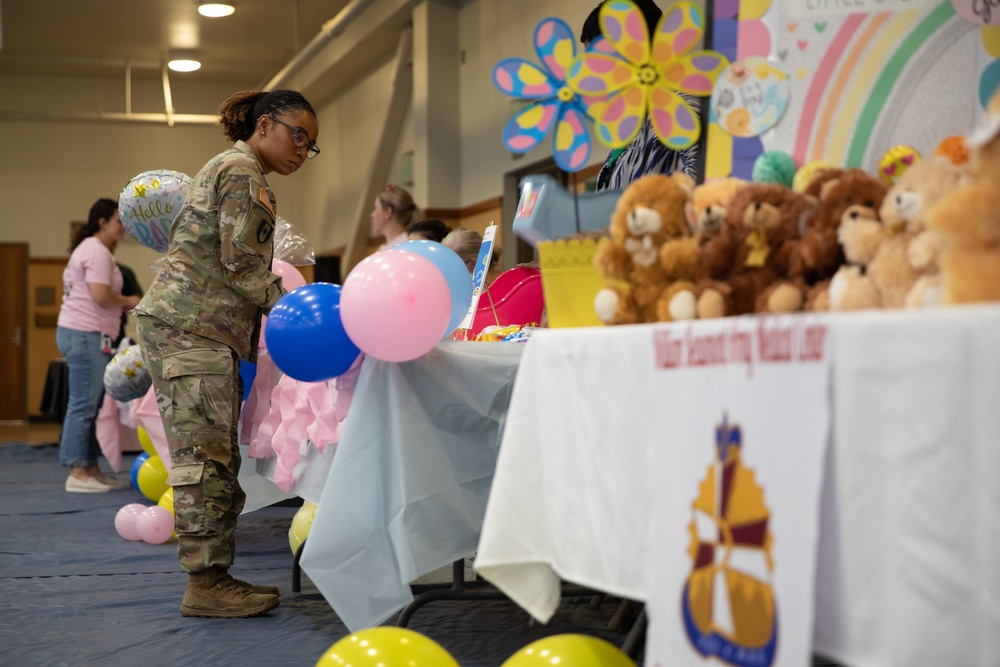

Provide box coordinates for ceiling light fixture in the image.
[198,2,236,17]
[167,50,202,72]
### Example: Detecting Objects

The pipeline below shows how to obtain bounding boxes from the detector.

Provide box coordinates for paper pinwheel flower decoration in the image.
[567,0,728,151]
[493,18,593,172]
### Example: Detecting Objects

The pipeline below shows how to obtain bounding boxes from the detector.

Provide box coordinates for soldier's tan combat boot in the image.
[180,567,279,618]
[224,572,280,596]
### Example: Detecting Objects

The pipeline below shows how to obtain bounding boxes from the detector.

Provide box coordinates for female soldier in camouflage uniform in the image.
[135,89,319,618]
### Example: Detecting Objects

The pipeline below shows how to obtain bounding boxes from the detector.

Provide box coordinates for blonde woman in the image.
[370,184,422,249]
[442,227,503,286]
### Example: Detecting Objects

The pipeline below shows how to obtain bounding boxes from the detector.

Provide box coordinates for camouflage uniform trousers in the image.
[135,314,245,574]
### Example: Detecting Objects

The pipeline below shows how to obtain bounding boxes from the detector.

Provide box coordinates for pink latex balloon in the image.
[340,252,451,362]
[114,503,146,541]
[136,505,174,544]
[259,315,268,350]
[273,259,307,291]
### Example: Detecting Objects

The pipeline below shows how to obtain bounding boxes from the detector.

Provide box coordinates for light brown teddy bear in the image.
[829,156,963,310]
[685,177,747,238]
[923,88,1000,305]
[593,173,699,324]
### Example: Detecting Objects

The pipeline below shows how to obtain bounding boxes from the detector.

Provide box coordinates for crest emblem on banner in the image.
[681,414,778,666]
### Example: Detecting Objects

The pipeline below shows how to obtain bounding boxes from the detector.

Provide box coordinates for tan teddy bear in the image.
[923,88,1000,305]
[685,177,747,238]
[593,173,698,324]
[829,156,963,310]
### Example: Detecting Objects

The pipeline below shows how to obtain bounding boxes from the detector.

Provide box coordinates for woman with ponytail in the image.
[57,197,139,494]
[134,89,319,619]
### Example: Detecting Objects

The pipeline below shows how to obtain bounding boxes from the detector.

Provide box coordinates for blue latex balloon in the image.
[392,240,473,337]
[130,452,150,492]
[265,283,361,382]
[239,360,256,403]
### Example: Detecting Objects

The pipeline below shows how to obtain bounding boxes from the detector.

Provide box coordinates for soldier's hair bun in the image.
[217,89,317,143]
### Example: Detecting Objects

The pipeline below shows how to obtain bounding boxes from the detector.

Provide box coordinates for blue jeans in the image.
[56,327,111,468]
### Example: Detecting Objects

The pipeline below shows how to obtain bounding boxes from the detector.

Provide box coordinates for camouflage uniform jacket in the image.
[135,141,285,362]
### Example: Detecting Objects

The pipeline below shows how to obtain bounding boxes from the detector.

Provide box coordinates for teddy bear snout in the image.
[627,207,663,235]
[893,191,921,221]
[702,206,725,233]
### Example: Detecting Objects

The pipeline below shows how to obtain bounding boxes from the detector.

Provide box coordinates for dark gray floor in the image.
[0,443,641,666]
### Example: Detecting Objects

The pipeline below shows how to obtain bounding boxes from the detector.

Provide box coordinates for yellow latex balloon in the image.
[792,161,836,193]
[315,627,460,667]
[136,455,169,502]
[157,486,175,515]
[289,501,318,554]
[501,634,636,667]
[136,426,157,457]
[157,487,177,539]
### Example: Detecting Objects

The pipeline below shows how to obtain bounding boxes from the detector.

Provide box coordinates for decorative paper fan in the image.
[492,18,593,172]
[567,0,728,151]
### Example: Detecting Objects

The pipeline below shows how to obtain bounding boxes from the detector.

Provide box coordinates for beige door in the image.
[0,244,28,421]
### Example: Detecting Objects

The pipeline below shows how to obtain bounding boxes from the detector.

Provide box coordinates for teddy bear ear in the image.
[966,110,1000,150]
[819,178,841,202]
[672,172,696,196]
[684,201,698,234]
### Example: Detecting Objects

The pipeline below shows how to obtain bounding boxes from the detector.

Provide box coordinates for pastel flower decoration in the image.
[567,0,729,151]
[492,18,592,172]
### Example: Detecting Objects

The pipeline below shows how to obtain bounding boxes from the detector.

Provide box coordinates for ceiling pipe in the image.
[0,110,218,125]
[263,0,376,91]
[161,63,176,127]
[0,55,163,71]
[125,61,132,115]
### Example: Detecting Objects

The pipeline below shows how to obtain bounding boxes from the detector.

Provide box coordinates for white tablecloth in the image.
[299,341,523,632]
[475,325,656,618]
[475,305,1000,667]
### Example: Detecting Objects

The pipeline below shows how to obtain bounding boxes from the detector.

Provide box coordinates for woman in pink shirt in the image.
[57,198,142,493]
[370,184,421,250]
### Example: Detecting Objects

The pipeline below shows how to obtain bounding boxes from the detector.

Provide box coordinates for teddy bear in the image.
[644,178,748,322]
[593,172,699,324]
[685,177,747,238]
[696,183,817,318]
[828,155,964,311]
[922,88,1000,305]
[801,168,889,283]
[789,167,888,310]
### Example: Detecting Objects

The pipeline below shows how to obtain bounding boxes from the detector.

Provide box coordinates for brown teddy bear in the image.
[829,156,963,310]
[792,167,888,310]
[593,173,699,324]
[696,183,816,317]
[801,168,889,285]
[923,88,1000,305]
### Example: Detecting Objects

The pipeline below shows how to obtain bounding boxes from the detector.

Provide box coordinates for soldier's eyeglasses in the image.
[268,115,320,159]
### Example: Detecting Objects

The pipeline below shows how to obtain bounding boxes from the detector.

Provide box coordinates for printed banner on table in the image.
[645,314,832,667]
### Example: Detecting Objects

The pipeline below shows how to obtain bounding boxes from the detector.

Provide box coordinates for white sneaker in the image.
[65,475,112,493]
[97,475,130,489]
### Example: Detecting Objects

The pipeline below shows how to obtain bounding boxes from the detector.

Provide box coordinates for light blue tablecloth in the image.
[299,341,524,631]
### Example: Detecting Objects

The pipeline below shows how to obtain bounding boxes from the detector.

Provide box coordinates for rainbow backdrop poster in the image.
[706,0,997,178]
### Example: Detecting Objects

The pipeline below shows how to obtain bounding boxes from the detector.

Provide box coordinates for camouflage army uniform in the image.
[135,140,285,574]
